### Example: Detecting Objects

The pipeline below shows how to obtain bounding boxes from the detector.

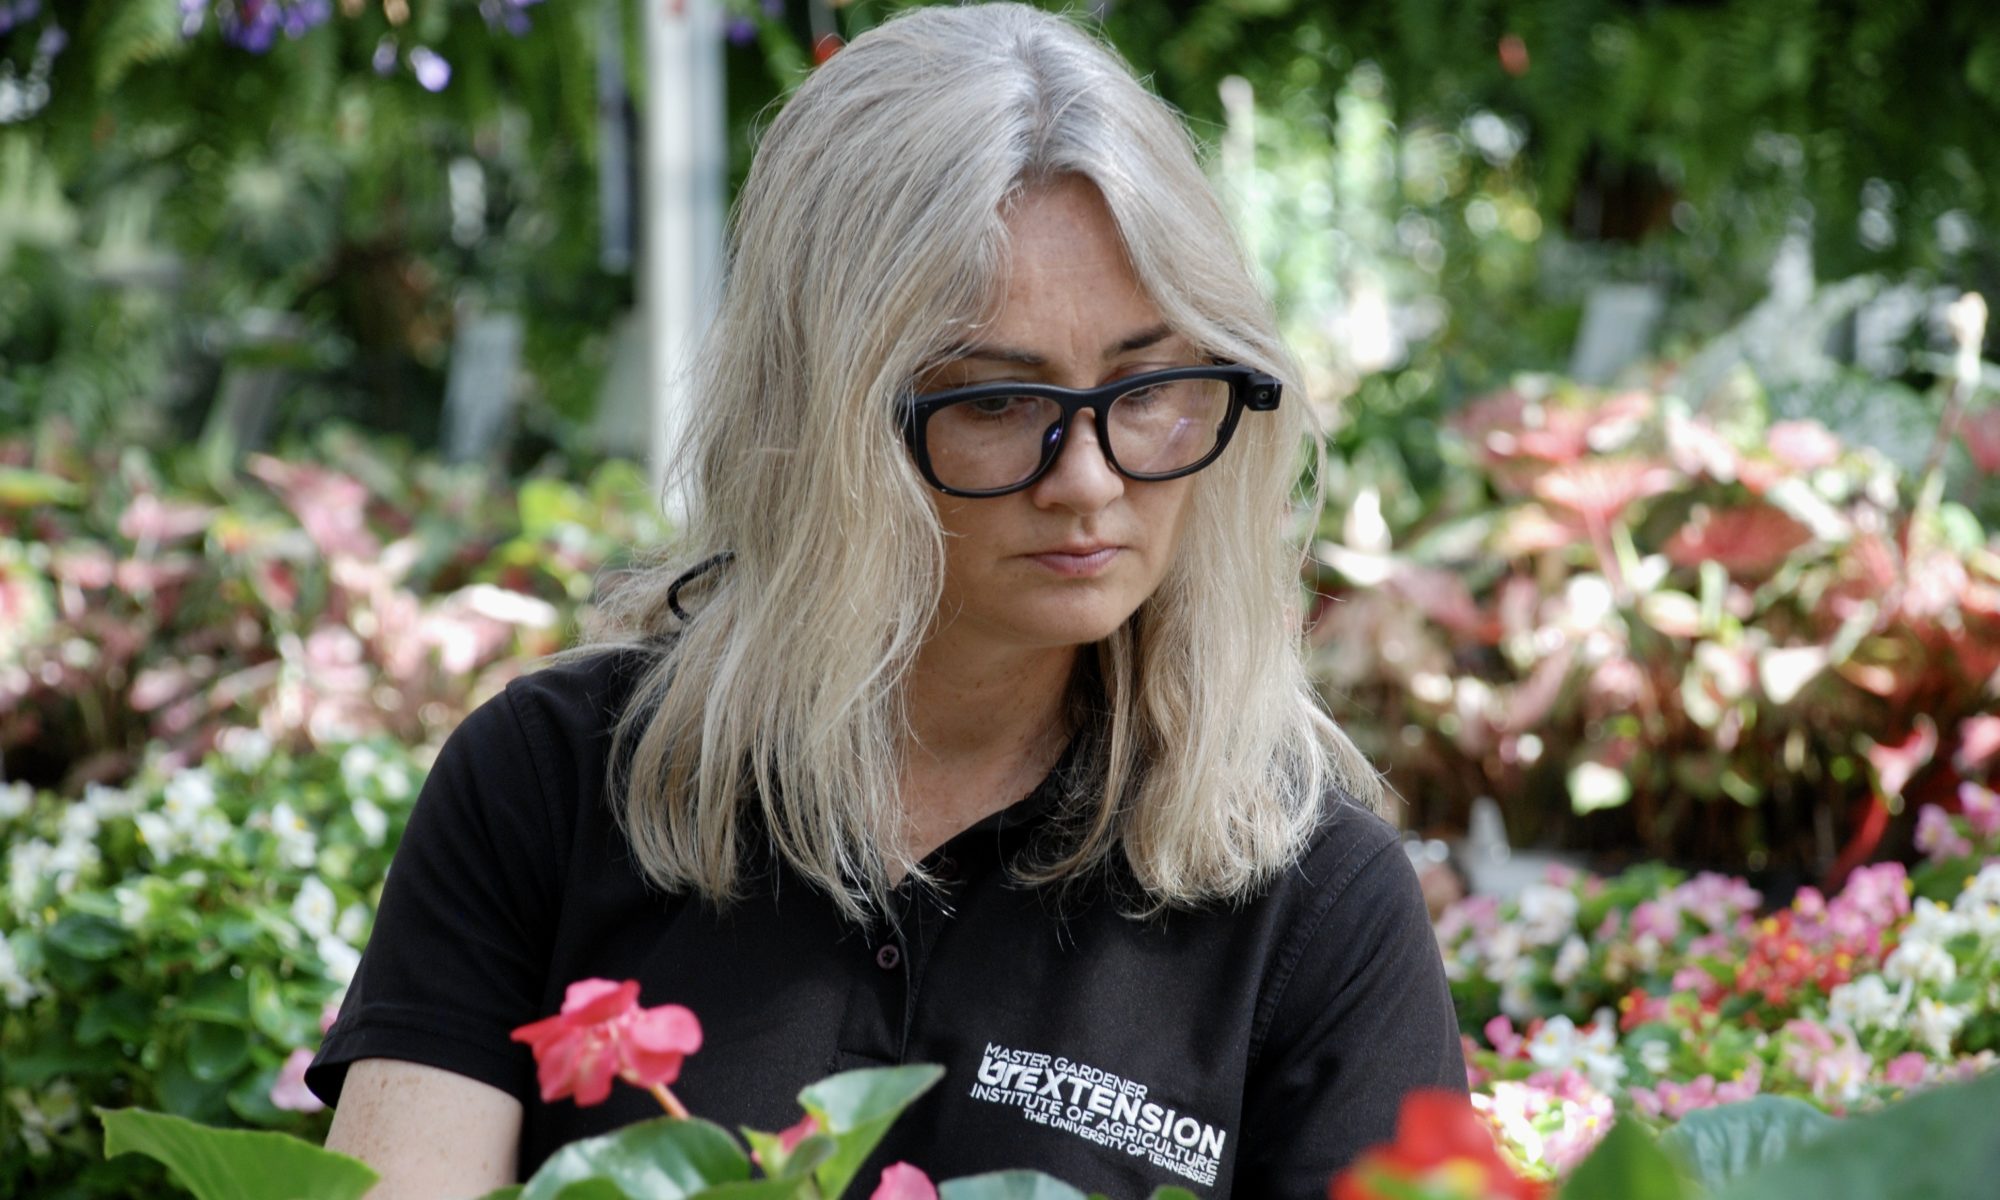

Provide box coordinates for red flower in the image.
[1330,1090,1546,1200]
[871,1163,938,1200]
[813,32,844,64]
[510,979,702,1107]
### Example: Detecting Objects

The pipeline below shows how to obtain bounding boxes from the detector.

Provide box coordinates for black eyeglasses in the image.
[899,364,1282,498]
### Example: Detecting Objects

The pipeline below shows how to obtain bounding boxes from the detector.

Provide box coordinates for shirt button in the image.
[875,943,901,970]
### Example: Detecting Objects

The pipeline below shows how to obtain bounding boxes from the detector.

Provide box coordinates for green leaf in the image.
[179,974,254,1026]
[1147,1190,1201,1200]
[937,1172,1090,1200]
[99,1107,378,1200]
[740,1127,835,1180]
[156,1056,233,1124]
[800,1064,944,1199]
[1558,1120,1692,1200]
[246,967,311,1046]
[1659,1095,1837,1192]
[472,1189,525,1200]
[1715,1071,2000,1200]
[79,991,158,1046]
[2,1041,128,1088]
[520,1118,751,1200]
[186,1023,254,1083]
[46,913,128,961]
[0,466,83,506]
[551,1183,632,1200]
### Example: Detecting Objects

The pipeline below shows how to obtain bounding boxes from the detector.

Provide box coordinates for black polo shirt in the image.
[306,651,1464,1198]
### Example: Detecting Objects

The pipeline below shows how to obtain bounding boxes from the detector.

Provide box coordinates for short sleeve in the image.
[1233,828,1467,1199]
[306,686,564,1107]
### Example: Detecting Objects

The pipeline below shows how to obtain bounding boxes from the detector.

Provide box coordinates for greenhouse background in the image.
[4,0,2000,1196]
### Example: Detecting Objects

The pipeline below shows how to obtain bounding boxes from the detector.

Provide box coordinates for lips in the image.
[1026,544,1122,577]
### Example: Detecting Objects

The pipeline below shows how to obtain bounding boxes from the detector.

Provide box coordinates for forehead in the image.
[979,179,1168,352]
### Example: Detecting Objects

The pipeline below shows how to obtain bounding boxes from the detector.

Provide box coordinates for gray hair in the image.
[580,1,1382,920]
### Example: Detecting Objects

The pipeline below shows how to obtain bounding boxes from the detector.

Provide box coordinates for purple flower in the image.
[372,36,397,76]
[725,16,756,45]
[409,46,451,92]
[760,0,783,16]
[14,0,41,22]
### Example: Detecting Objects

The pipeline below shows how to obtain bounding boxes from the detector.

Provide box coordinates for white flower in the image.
[316,935,361,985]
[7,839,52,917]
[1911,997,1970,1058]
[1631,933,1665,973]
[1903,898,1972,948]
[163,769,218,820]
[379,763,413,800]
[220,728,274,773]
[1828,974,1911,1033]
[115,885,151,931]
[1499,973,1536,1019]
[1959,864,2000,912]
[351,798,388,847]
[58,804,99,844]
[291,878,338,940]
[0,780,30,821]
[339,745,383,798]
[46,837,99,895]
[335,903,368,944]
[1638,1040,1671,1075]
[6,1079,78,1157]
[188,810,233,860]
[134,811,181,862]
[264,803,317,870]
[0,936,39,1009]
[82,783,141,821]
[1517,884,1580,947]
[1884,939,1958,990]
[1552,935,1590,986]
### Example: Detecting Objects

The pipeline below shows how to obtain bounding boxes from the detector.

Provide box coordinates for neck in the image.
[896,625,1079,855]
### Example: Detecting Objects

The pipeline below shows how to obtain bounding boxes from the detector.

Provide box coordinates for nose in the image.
[1029,411,1124,513]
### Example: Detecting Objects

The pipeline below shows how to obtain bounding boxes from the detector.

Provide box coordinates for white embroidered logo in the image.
[967,1042,1226,1188]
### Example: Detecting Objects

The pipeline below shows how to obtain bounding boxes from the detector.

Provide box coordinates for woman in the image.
[308,5,1464,1196]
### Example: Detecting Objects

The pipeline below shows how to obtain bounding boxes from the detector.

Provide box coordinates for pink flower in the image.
[510,979,703,1107]
[871,1163,938,1200]
[1768,420,1843,471]
[320,1000,342,1036]
[271,1048,324,1113]
[754,1112,826,1170]
[1960,783,2000,840]
[1915,805,1974,862]
[1485,1015,1525,1059]
[1882,1052,1929,1088]
[1954,716,2000,774]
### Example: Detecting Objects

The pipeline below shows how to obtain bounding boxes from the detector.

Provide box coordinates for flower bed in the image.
[0,737,424,1197]
[1443,795,2000,1181]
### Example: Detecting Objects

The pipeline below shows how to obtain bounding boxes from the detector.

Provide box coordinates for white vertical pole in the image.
[641,0,726,516]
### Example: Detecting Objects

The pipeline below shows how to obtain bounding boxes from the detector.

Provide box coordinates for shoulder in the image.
[1248,790,1431,1045]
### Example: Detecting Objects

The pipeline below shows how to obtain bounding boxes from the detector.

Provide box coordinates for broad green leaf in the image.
[179,973,254,1026]
[99,1107,378,1200]
[472,1189,525,1199]
[552,1182,632,1200]
[156,1057,233,1124]
[1715,1070,2000,1200]
[78,991,158,1046]
[739,1126,835,1180]
[683,1182,813,1199]
[1659,1095,1837,1192]
[520,1117,751,1200]
[800,1065,944,1199]
[46,912,128,960]
[0,466,82,507]
[187,1023,254,1083]
[1558,1120,1692,1200]
[937,1172,1089,1200]
[1147,1190,1200,1200]
[3,1041,127,1088]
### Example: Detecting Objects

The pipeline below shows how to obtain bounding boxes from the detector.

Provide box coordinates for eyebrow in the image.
[943,322,1177,367]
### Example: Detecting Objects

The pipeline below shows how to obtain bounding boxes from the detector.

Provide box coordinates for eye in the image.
[962,395,1037,420]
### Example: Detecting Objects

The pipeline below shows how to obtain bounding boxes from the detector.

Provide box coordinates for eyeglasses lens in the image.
[925,378,1231,493]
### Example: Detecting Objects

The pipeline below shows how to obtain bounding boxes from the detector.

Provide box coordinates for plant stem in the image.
[650,1083,690,1119]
